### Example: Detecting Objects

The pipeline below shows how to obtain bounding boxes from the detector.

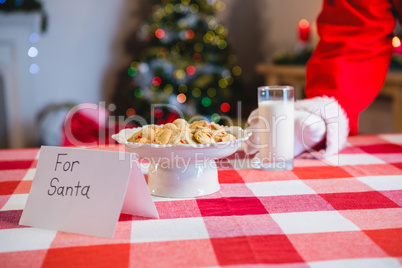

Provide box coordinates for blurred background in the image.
[0,0,401,148]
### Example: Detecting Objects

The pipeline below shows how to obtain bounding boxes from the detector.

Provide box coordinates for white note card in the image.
[20,146,158,238]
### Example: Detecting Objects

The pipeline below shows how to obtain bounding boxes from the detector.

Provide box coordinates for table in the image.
[1,134,402,267]
[256,64,402,132]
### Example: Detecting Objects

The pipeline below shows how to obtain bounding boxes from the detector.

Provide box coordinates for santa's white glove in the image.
[243,96,349,158]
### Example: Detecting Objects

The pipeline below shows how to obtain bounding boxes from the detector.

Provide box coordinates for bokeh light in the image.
[185,30,195,39]
[175,3,184,12]
[232,66,242,76]
[165,4,174,14]
[299,19,310,29]
[202,97,211,107]
[226,76,234,85]
[203,31,215,43]
[155,29,165,39]
[152,76,162,86]
[164,84,174,94]
[194,43,204,52]
[192,88,201,97]
[177,93,187,103]
[134,88,143,98]
[192,53,202,62]
[212,36,221,45]
[186,65,196,75]
[217,40,227,49]
[174,69,186,80]
[189,4,199,13]
[207,16,217,29]
[207,88,216,97]
[178,84,188,93]
[215,1,226,12]
[139,63,149,73]
[29,33,39,43]
[214,24,225,35]
[126,108,136,117]
[153,11,164,21]
[211,113,221,122]
[28,47,38,57]
[221,102,230,112]
[29,64,39,74]
[128,67,138,77]
[392,36,401,48]
[218,78,228,88]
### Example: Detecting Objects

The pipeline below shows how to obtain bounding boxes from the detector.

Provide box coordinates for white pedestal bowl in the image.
[112,126,251,198]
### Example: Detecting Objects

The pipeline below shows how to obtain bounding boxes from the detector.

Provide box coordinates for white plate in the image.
[112,125,252,198]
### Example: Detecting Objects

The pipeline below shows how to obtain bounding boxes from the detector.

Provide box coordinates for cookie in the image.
[163,123,178,131]
[155,129,172,144]
[209,122,223,130]
[189,120,208,130]
[173,118,190,131]
[137,137,148,143]
[127,130,143,143]
[141,126,156,141]
[213,130,236,142]
[170,131,195,145]
[151,125,163,134]
[194,131,215,144]
[198,127,212,134]
[126,119,237,145]
[168,129,184,145]
[183,131,197,144]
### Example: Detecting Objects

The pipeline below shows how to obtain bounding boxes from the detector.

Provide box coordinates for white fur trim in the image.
[294,96,349,158]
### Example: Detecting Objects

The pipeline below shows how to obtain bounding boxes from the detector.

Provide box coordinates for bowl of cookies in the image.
[112,119,251,198]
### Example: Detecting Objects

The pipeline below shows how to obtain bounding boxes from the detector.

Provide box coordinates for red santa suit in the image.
[305,0,402,135]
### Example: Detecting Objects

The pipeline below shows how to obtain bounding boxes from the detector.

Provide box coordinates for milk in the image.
[258,100,294,166]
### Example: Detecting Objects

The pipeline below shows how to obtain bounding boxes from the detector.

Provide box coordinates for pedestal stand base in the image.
[147,160,220,198]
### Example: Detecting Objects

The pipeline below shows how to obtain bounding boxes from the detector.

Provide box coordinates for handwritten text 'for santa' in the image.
[48,153,90,199]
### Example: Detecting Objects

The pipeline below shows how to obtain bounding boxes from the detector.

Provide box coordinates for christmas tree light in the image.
[112,0,241,124]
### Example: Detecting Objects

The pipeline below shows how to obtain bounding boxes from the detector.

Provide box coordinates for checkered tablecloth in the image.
[1,134,402,267]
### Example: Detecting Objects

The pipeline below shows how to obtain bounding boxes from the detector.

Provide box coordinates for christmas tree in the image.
[111,0,242,125]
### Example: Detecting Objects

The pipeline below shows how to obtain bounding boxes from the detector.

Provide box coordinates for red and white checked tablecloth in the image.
[0,134,402,267]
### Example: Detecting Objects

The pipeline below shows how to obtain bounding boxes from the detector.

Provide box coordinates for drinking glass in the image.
[258,86,294,171]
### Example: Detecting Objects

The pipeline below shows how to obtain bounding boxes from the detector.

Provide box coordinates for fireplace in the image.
[0,13,41,148]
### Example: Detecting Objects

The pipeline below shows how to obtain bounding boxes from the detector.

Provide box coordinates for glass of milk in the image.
[258,86,294,171]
